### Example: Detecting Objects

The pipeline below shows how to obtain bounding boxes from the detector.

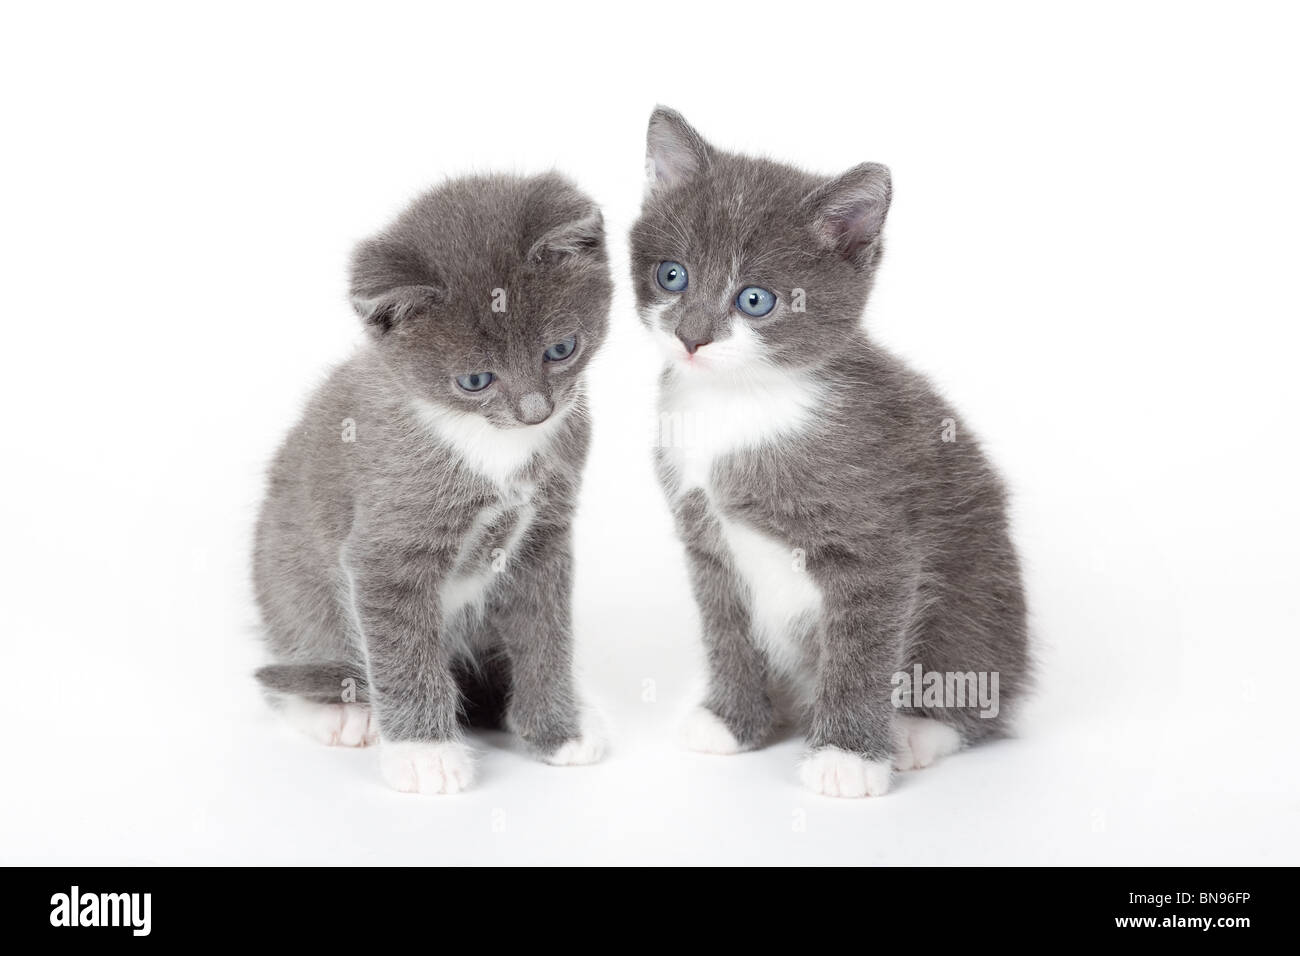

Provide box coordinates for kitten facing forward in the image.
[631,109,1030,797]
[253,172,611,794]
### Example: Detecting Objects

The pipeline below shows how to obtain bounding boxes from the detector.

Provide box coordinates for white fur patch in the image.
[533,710,607,766]
[412,399,569,488]
[379,740,476,795]
[799,747,893,798]
[680,706,743,754]
[282,700,377,747]
[894,716,963,770]
[438,480,537,650]
[438,571,495,624]
[714,516,821,688]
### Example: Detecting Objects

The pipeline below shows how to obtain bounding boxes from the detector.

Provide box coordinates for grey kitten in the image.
[253,172,612,794]
[630,108,1030,797]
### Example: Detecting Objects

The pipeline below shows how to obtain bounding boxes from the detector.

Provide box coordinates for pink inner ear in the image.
[529,207,604,262]
[649,145,698,188]
[647,120,706,188]
[819,193,887,259]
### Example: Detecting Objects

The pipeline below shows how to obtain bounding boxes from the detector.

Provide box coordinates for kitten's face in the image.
[629,108,891,377]
[351,173,612,427]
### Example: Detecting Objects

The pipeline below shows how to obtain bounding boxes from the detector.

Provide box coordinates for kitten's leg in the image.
[491,523,604,765]
[800,568,911,798]
[348,540,475,795]
[907,522,1030,747]
[675,494,774,753]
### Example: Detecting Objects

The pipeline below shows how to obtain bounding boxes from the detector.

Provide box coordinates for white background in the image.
[2,1,1297,865]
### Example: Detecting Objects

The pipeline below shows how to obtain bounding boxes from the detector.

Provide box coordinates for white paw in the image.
[893,716,963,771]
[379,740,476,795]
[542,709,608,766]
[282,700,378,748]
[798,746,892,797]
[545,733,606,766]
[680,706,743,755]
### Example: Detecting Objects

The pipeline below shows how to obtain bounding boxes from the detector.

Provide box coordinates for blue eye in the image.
[736,286,776,317]
[544,336,577,362]
[656,261,688,292]
[456,372,495,393]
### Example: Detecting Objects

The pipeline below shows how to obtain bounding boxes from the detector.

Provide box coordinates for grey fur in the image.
[253,172,611,762]
[631,108,1030,781]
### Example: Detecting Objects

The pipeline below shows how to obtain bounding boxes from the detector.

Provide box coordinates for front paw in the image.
[541,711,608,766]
[798,746,892,798]
[680,706,745,755]
[379,740,476,794]
[543,732,606,766]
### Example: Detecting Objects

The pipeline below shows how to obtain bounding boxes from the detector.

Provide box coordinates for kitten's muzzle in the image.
[676,330,713,355]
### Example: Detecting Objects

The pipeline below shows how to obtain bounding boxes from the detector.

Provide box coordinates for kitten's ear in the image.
[350,285,441,336]
[802,163,892,265]
[526,200,606,264]
[349,237,444,335]
[645,106,713,193]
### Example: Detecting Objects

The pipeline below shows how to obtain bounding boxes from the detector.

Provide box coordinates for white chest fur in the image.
[657,364,822,493]
[413,399,568,487]
[658,366,826,679]
[411,400,546,641]
[440,478,536,620]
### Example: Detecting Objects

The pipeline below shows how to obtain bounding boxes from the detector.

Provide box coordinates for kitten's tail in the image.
[254,660,508,729]
[254,663,368,704]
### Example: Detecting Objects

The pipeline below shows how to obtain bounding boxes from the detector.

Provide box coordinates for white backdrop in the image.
[2,1,1297,865]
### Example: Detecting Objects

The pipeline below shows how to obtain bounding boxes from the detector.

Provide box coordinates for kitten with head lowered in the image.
[631,108,1031,797]
[253,172,611,794]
